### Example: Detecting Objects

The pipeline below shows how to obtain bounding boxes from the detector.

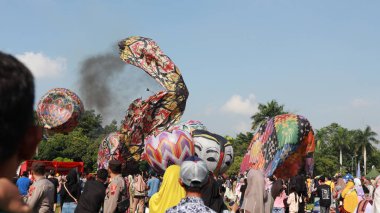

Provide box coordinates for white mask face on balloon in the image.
[220,143,234,173]
[193,130,226,174]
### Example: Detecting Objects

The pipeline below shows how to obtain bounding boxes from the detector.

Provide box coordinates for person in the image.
[241,169,267,213]
[372,175,380,213]
[27,163,55,213]
[75,169,108,213]
[147,172,160,201]
[149,165,186,213]
[272,179,287,213]
[17,171,31,198]
[47,170,59,211]
[166,156,216,213]
[316,176,332,213]
[239,178,247,209]
[104,160,127,213]
[201,171,227,213]
[0,52,42,213]
[334,176,346,213]
[131,174,147,213]
[127,175,134,211]
[287,185,302,213]
[340,180,358,213]
[325,177,335,194]
[60,169,81,213]
[354,178,365,201]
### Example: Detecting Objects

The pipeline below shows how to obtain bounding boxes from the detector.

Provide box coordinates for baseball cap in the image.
[180,156,209,188]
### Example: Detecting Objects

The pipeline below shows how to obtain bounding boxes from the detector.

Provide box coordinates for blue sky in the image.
[1,0,379,137]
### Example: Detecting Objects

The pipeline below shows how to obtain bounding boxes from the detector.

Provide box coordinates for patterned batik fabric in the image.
[240,114,315,178]
[165,197,216,213]
[118,36,189,156]
[37,88,84,133]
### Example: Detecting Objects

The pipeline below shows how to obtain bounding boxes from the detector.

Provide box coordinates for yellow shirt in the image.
[325,180,335,192]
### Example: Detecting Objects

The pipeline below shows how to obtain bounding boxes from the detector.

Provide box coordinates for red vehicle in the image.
[19,160,84,175]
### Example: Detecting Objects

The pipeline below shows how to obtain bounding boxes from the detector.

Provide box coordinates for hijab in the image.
[133,174,146,192]
[201,172,225,212]
[149,165,186,213]
[373,175,380,213]
[354,178,365,198]
[241,169,266,213]
[341,181,358,212]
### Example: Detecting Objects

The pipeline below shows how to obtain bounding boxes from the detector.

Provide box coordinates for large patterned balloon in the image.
[37,88,84,133]
[192,130,227,175]
[118,36,189,164]
[118,36,189,150]
[97,132,128,169]
[97,132,142,170]
[169,120,207,135]
[240,114,315,178]
[144,130,194,173]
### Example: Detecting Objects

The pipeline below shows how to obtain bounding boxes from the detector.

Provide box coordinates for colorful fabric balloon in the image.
[118,36,189,148]
[192,130,227,175]
[118,36,189,162]
[144,130,194,173]
[97,132,128,169]
[37,88,84,133]
[97,132,142,170]
[169,120,207,135]
[240,114,315,178]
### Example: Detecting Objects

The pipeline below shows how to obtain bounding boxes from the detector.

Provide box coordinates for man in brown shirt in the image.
[104,160,126,213]
[27,163,55,213]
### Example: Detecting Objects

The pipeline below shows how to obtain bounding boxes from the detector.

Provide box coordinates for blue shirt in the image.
[147,177,160,197]
[16,177,31,196]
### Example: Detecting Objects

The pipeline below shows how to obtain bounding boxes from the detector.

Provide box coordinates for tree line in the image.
[35,101,379,177]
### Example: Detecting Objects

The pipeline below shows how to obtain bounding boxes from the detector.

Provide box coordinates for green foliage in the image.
[251,100,288,130]
[36,110,113,172]
[53,157,73,162]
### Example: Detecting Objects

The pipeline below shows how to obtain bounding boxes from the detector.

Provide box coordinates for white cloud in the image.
[351,98,371,108]
[235,121,251,133]
[16,52,66,78]
[221,94,259,115]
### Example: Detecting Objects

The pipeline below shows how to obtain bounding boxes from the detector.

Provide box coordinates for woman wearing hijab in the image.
[372,175,380,213]
[340,180,358,213]
[60,169,81,213]
[354,178,365,202]
[334,177,346,213]
[130,174,147,213]
[272,179,287,213]
[127,175,134,212]
[149,165,186,213]
[241,169,267,213]
[201,171,227,212]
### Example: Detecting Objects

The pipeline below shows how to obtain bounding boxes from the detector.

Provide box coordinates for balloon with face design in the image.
[192,130,226,175]
[220,141,234,174]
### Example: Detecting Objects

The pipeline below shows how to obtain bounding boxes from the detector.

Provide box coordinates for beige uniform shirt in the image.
[103,174,126,213]
[27,177,55,213]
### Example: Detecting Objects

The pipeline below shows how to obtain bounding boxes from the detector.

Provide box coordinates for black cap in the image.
[319,176,326,182]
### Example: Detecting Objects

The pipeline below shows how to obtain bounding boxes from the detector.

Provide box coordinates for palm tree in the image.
[316,123,351,173]
[354,126,379,175]
[332,127,351,173]
[250,100,287,130]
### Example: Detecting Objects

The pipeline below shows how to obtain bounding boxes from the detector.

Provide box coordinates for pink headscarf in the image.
[133,174,146,192]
